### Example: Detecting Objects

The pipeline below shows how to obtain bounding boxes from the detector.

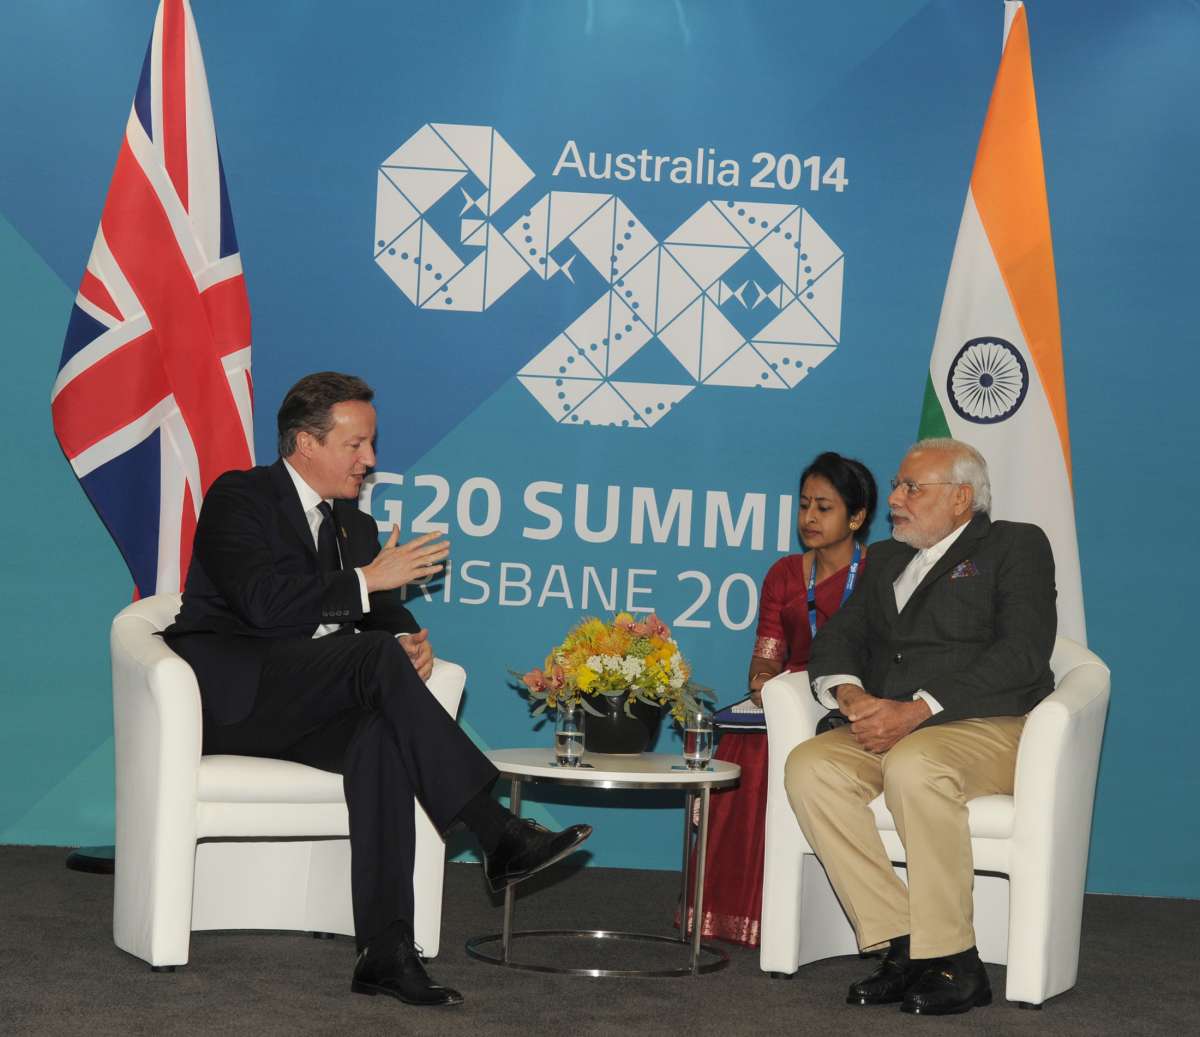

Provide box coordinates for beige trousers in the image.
[784,716,1024,959]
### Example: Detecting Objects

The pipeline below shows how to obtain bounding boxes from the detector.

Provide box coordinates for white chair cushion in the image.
[869,793,1014,840]
[198,754,346,804]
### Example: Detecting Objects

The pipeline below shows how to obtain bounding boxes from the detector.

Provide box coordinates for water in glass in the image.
[555,702,584,767]
[683,713,713,770]
[555,728,584,766]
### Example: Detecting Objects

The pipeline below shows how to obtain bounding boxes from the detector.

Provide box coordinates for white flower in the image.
[601,654,622,672]
[586,655,602,672]
[620,657,644,681]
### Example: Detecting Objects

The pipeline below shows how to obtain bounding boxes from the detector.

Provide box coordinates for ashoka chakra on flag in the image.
[946,337,1029,424]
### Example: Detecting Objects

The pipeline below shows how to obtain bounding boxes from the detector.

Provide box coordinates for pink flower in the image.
[523,668,547,693]
[646,614,671,640]
[550,665,566,690]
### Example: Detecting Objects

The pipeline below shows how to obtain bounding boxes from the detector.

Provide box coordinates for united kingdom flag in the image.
[51,0,254,596]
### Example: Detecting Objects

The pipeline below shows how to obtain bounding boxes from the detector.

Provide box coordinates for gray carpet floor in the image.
[0,845,1196,1036]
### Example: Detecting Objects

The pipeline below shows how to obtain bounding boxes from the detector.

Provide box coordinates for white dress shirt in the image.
[282,460,371,638]
[813,520,972,714]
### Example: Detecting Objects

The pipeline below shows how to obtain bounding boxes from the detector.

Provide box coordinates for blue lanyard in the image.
[808,542,862,638]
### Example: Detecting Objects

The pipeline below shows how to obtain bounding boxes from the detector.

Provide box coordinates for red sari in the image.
[681,553,864,947]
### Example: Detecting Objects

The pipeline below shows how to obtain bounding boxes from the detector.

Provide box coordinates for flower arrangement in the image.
[517,612,713,723]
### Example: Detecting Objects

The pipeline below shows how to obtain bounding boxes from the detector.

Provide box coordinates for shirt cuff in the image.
[813,674,861,710]
[354,568,371,613]
[913,689,943,715]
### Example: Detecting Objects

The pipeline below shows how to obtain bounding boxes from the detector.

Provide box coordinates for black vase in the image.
[583,693,663,754]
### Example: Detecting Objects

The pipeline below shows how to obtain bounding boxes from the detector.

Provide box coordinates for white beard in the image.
[891,516,953,551]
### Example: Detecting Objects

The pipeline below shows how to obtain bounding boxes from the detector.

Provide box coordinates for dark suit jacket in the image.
[808,513,1056,726]
[164,460,418,725]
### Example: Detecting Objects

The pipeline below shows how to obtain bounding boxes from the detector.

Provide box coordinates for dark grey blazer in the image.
[808,512,1057,726]
[163,459,419,725]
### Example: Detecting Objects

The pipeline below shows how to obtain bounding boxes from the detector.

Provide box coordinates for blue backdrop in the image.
[2,0,1196,897]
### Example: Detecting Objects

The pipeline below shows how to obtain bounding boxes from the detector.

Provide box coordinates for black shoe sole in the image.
[351,979,464,1007]
[901,988,993,1015]
[847,993,906,1006]
[485,826,592,893]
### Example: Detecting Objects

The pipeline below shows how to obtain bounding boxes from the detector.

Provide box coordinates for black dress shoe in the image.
[846,945,924,1006]
[351,921,464,1007]
[483,818,592,893]
[900,956,992,1015]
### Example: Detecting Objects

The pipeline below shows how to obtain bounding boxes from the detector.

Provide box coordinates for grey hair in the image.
[911,438,991,513]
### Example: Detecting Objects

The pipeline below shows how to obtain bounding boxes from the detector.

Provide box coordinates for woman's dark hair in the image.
[277,372,374,456]
[799,452,878,539]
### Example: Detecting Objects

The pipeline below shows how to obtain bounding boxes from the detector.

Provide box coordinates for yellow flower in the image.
[576,665,599,691]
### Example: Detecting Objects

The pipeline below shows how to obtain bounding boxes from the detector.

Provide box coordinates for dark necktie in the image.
[316,501,341,573]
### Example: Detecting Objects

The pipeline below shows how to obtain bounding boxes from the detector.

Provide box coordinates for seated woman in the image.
[683,451,877,947]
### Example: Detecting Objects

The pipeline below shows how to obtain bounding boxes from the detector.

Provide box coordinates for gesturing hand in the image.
[362,527,449,593]
[845,694,931,754]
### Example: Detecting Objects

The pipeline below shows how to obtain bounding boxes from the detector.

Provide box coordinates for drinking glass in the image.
[555,701,584,767]
[683,708,714,770]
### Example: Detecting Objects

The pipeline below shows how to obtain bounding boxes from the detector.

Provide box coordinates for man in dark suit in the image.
[165,371,591,1008]
[784,438,1056,1016]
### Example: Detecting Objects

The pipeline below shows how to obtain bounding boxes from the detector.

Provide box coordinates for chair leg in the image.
[150,965,176,973]
[311,931,336,940]
[768,972,794,980]
[1017,1002,1043,1011]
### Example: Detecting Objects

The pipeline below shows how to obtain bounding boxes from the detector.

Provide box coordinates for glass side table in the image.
[465,749,740,977]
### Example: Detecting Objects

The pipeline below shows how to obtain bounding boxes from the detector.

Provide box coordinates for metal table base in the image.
[464,927,729,977]
[465,777,730,977]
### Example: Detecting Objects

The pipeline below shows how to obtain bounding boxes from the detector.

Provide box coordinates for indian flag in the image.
[919,1,1085,644]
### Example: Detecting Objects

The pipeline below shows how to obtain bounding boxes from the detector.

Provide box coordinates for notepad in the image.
[713,697,767,730]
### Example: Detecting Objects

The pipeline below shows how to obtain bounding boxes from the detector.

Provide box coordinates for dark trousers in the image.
[199,629,498,948]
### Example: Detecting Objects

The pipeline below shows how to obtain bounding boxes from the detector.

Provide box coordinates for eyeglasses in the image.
[889,477,958,498]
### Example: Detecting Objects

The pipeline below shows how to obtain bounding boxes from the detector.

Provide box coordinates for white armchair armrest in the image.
[1006,655,1110,1003]
[760,670,831,972]
[762,671,825,844]
[425,658,466,715]
[112,602,204,965]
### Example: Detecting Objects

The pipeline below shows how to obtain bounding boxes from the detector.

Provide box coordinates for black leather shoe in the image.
[846,945,924,1006]
[351,921,464,1007]
[483,818,592,893]
[900,956,992,1015]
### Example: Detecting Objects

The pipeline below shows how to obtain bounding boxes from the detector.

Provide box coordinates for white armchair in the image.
[111,593,466,969]
[759,637,1110,1007]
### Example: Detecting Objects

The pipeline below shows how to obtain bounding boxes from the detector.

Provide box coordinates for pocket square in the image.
[950,560,979,579]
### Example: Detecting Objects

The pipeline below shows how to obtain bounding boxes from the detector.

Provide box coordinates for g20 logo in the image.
[374,124,844,429]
